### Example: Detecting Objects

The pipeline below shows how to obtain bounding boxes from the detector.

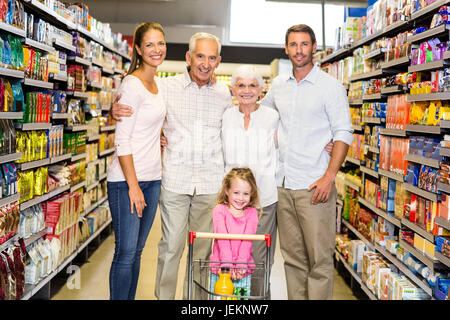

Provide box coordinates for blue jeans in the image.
[107,180,161,300]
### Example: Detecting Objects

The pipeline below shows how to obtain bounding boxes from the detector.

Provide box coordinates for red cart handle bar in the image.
[189,231,271,247]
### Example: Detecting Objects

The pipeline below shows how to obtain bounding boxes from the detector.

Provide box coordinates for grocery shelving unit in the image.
[0,0,131,300]
[323,0,450,300]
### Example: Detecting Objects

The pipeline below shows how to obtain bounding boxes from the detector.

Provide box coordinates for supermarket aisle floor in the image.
[51,208,357,300]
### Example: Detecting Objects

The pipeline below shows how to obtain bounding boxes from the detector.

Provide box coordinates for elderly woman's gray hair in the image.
[231,65,264,87]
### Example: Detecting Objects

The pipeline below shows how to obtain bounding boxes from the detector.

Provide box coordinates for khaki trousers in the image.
[251,202,277,297]
[277,185,337,300]
[154,186,215,300]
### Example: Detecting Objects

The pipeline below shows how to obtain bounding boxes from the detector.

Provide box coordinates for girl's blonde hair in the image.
[216,168,262,215]
[128,22,165,74]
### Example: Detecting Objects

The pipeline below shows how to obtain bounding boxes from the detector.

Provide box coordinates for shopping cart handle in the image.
[189,231,271,246]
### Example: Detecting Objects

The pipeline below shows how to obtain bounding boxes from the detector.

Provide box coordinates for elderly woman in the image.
[221,65,279,295]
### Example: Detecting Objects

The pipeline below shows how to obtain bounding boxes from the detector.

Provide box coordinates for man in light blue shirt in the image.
[262,24,353,300]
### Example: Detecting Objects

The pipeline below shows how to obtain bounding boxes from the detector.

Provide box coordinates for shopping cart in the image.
[187,231,271,300]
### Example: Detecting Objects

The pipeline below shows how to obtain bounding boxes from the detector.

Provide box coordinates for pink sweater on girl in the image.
[209,204,259,276]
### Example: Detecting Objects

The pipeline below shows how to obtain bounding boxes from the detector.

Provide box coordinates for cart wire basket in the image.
[188,231,272,300]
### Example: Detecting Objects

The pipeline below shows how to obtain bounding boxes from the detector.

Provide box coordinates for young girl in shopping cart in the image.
[208,168,261,297]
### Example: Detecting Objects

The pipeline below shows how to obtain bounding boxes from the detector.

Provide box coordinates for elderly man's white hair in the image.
[231,65,264,87]
[188,32,222,55]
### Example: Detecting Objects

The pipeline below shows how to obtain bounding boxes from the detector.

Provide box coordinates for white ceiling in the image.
[80,0,230,42]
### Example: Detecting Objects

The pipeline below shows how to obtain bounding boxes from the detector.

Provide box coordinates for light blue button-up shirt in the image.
[261,65,353,190]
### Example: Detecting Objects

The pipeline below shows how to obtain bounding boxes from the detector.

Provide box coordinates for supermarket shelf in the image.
[380,56,410,69]
[436,251,450,268]
[0,21,25,37]
[364,48,386,60]
[0,67,24,78]
[81,196,108,218]
[68,56,92,67]
[86,159,100,168]
[440,120,450,129]
[374,243,433,296]
[49,73,68,82]
[409,0,450,22]
[351,30,385,50]
[0,152,21,164]
[51,112,72,119]
[378,168,404,182]
[91,58,103,67]
[0,193,20,208]
[408,59,449,73]
[70,180,86,192]
[321,47,352,65]
[52,38,76,52]
[358,198,401,228]
[344,179,360,191]
[19,184,70,211]
[360,282,378,300]
[403,183,439,202]
[440,147,450,157]
[350,69,383,82]
[66,91,90,99]
[401,218,435,243]
[407,92,450,102]
[348,99,363,105]
[21,218,112,300]
[362,144,380,154]
[435,216,450,230]
[99,147,115,157]
[23,229,47,247]
[380,85,407,95]
[86,181,99,192]
[16,158,50,171]
[352,124,362,131]
[405,124,440,135]
[22,38,55,53]
[99,172,107,181]
[345,156,360,166]
[71,152,87,162]
[102,67,114,75]
[342,219,375,251]
[334,250,363,286]
[15,122,52,131]
[100,125,116,132]
[407,24,450,44]
[50,153,72,164]
[0,234,18,252]
[87,134,101,141]
[87,81,102,89]
[404,153,440,168]
[360,165,379,178]
[0,112,23,119]
[383,19,409,33]
[399,239,443,272]
[65,124,88,132]
[379,128,406,137]
[362,117,384,124]
[362,93,384,101]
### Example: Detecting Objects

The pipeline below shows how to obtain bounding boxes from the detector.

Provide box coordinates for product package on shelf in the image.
[0,201,19,245]
[386,94,411,130]
[18,203,45,239]
[1,238,26,300]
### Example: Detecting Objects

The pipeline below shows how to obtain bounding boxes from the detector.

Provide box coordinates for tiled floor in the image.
[51,208,357,300]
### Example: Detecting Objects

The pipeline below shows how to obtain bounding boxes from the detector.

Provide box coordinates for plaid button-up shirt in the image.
[158,70,233,195]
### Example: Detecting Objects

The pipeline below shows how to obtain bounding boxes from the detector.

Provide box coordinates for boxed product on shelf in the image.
[379,136,409,175]
[386,94,411,130]
[0,201,19,244]
[45,222,77,264]
[1,239,26,300]
[18,203,45,239]
[348,240,366,273]
[19,91,51,124]
[86,143,98,163]
[86,164,96,187]
[44,191,82,235]
[438,193,450,220]
[67,64,86,92]
[394,181,410,220]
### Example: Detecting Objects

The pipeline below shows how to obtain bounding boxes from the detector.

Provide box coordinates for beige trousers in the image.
[154,186,215,300]
[277,185,337,300]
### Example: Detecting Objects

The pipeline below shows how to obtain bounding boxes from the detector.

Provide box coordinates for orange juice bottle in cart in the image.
[214,268,234,300]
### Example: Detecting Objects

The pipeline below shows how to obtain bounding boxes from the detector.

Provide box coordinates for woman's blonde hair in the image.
[216,168,262,215]
[128,22,165,74]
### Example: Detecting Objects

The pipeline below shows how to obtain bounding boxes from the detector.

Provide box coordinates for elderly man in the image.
[112,32,232,299]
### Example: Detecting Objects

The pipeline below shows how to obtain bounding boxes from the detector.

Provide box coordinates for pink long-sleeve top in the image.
[209,204,259,276]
